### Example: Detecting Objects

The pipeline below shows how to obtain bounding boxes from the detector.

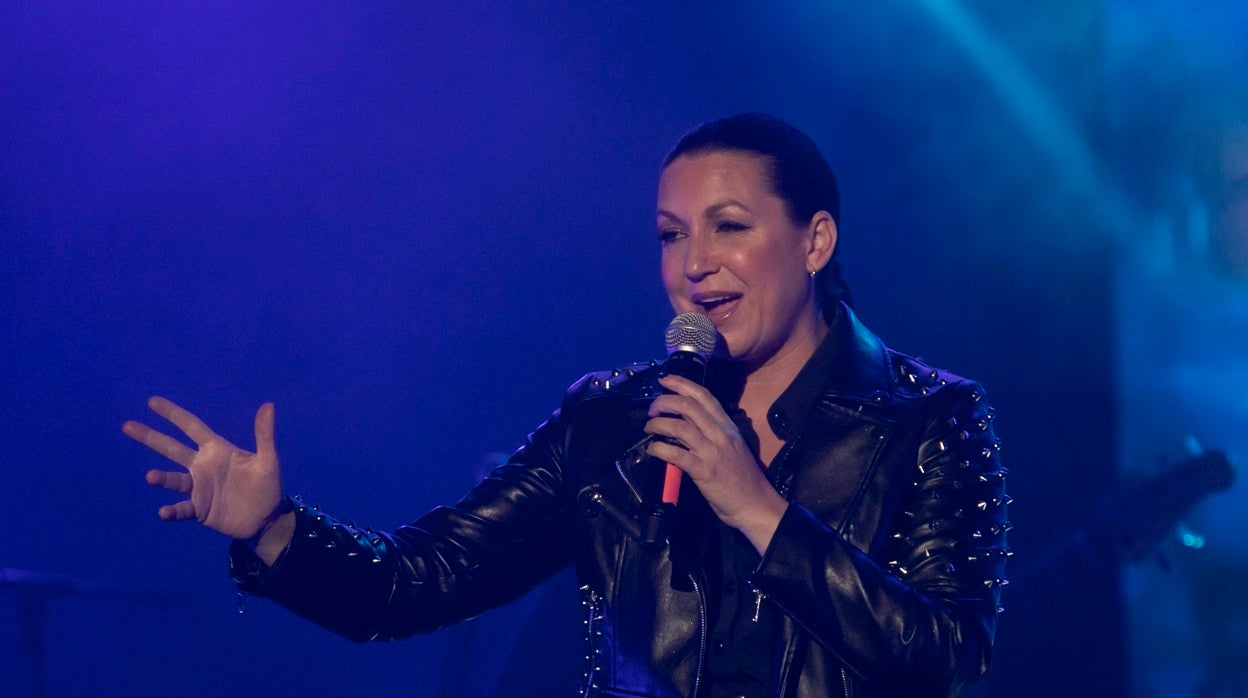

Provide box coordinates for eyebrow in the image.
[656,199,751,224]
[706,199,750,217]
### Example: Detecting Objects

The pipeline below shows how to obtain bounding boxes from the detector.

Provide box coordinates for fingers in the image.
[253,402,276,458]
[146,468,192,494]
[644,415,697,450]
[646,438,691,469]
[147,396,217,445]
[157,500,197,521]
[122,420,197,468]
[647,392,722,439]
[646,382,742,465]
[654,376,726,424]
[657,375,716,405]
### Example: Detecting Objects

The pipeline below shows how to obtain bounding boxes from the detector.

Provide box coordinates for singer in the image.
[124,114,1008,697]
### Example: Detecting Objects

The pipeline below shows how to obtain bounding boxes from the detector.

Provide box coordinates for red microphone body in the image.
[639,312,717,550]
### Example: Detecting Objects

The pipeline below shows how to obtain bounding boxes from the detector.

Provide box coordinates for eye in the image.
[658,228,686,245]
[716,220,749,233]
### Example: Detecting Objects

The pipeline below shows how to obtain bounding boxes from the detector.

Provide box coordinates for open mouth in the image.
[693,292,741,323]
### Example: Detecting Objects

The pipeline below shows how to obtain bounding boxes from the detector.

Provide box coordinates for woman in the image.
[124,114,1009,697]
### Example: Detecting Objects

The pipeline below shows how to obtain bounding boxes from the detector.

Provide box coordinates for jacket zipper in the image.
[608,439,709,697]
[613,436,652,503]
[689,573,708,698]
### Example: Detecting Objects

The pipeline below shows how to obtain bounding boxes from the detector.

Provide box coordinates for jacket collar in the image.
[764,303,896,442]
[820,302,896,404]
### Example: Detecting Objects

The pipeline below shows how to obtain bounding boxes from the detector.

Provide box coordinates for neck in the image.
[738,308,830,418]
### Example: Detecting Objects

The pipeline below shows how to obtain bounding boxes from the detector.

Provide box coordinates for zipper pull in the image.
[751,588,765,622]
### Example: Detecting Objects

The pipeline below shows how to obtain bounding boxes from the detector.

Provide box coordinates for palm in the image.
[123,397,282,540]
[188,436,280,537]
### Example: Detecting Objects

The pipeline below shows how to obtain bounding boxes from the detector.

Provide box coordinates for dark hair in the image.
[663,113,852,310]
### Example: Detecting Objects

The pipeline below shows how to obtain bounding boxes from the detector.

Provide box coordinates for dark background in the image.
[3,2,1246,696]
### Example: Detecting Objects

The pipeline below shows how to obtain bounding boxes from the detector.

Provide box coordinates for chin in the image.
[715,335,755,363]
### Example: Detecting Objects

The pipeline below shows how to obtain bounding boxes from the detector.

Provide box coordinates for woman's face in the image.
[657,151,832,368]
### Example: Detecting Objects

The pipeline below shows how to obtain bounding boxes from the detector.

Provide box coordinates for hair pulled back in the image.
[663,113,852,311]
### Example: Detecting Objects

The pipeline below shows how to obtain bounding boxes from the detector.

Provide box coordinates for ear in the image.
[804,211,837,274]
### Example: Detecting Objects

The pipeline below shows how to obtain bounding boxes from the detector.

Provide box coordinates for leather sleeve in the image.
[750,380,1009,695]
[229,400,578,643]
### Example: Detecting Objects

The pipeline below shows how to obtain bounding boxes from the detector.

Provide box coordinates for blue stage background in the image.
[3,2,1246,696]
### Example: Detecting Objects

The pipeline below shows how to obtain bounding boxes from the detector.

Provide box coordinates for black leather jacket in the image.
[231,306,1009,697]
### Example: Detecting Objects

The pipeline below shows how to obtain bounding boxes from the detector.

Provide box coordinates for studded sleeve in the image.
[228,402,579,643]
[749,379,1009,696]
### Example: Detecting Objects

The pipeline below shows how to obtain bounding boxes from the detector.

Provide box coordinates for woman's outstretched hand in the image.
[123,397,283,541]
[644,375,789,554]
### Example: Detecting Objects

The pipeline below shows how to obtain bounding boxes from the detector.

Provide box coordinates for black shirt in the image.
[705,308,845,697]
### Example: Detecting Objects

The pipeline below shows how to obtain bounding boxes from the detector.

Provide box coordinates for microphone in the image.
[639,311,717,550]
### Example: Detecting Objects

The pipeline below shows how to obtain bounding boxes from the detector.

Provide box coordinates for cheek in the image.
[742,243,805,303]
[660,252,684,298]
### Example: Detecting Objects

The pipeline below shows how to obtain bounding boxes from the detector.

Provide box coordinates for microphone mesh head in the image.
[664,312,718,358]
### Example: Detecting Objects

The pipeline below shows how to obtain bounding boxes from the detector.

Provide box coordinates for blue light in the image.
[1176,523,1206,549]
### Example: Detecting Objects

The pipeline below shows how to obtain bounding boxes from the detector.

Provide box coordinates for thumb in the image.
[254,402,276,457]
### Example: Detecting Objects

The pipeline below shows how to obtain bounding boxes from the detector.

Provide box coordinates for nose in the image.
[683,229,717,281]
